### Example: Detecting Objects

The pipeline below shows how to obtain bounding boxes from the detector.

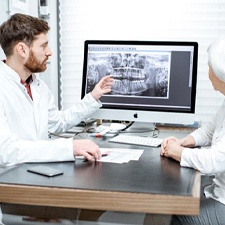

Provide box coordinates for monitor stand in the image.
[124,121,156,133]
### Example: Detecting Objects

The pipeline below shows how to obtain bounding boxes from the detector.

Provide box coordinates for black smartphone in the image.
[27,165,63,177]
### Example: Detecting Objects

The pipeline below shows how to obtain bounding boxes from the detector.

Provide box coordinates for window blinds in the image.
[58,0,225,125]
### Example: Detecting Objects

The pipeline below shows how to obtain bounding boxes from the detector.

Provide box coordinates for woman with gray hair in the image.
[161,38,225,225]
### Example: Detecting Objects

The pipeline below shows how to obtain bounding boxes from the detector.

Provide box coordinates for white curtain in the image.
[58,0,225,125]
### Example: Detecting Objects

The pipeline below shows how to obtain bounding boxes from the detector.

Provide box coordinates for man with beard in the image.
[0,13,115,166]
[0,12,114,224]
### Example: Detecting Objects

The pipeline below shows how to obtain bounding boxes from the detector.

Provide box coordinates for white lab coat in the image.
[0,61,101,167]
[181,99,225,205]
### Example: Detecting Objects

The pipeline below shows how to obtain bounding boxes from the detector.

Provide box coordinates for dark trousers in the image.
[171,175,225,225]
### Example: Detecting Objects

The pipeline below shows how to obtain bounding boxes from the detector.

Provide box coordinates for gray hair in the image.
[208,38,225,82]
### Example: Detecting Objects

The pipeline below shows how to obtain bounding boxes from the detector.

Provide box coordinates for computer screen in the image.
[81,40,198,125]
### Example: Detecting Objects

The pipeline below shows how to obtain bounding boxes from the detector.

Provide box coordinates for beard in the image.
[24,50,48,73]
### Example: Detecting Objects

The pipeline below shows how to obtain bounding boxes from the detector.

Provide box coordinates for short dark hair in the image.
[0,13,50,56]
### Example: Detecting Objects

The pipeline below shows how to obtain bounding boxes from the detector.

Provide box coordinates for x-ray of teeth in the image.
[86,52,170,97]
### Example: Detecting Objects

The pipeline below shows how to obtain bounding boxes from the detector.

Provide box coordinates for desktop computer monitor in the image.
[81,40,198,125]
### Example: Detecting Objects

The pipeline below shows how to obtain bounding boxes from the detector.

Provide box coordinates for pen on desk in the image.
[89,133,102,138]
[76,153,109,162]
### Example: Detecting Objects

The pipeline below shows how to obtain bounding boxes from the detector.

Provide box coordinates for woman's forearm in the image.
[180,135,196,147]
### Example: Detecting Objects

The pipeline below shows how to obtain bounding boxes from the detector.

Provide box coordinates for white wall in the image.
[0,0,58,106]
[58,0,225,125]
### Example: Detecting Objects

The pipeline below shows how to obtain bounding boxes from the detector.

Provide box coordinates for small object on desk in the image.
[89,124,119,137]
[109,135,163,147]
[89,123,127,138]
[76,152,109,162]
[109,123,127,132]
[89,132,116,137]
[27,165,64,177]
[76,118,96,127]
[97,126,111,136]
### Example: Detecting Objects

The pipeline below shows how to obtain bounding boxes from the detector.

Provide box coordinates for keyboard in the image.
[109,135,163,147]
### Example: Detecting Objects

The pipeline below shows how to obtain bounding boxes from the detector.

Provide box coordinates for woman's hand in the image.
[160,136,180,156]
[160,136,183,162]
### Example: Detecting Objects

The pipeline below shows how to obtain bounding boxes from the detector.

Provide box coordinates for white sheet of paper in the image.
[99,148,144,164]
